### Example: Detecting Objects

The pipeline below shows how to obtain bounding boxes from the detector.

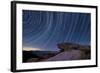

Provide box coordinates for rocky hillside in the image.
[57,42,91,59]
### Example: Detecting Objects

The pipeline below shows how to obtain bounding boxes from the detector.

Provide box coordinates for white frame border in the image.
[16,3,96,70]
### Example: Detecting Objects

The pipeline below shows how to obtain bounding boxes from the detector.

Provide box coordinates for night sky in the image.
[22,10,91,51]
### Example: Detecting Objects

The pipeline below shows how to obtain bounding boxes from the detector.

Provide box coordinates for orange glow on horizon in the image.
[23,47,44,51]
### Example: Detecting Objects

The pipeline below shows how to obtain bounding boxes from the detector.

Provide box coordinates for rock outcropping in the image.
[57,43,91,59]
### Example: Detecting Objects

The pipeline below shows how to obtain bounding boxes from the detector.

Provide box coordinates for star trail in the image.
[22,10,91,51]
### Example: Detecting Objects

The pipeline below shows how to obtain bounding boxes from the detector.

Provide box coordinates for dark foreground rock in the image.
[23,51,59,62]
